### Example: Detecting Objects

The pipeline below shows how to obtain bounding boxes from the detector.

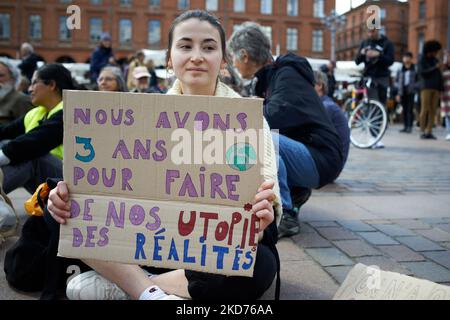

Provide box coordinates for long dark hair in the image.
[36,63,75,97]
[166,10,228,66]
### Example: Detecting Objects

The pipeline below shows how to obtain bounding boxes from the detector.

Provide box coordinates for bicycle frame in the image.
[351,78,372,109]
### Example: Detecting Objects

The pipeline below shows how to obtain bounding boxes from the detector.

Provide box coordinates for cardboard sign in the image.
[333,263,450,300]
[58,90,265,277]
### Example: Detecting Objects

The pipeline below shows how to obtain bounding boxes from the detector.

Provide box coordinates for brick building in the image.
[408,0,449,61]
[0,0,335,64]
[335,0,409,62]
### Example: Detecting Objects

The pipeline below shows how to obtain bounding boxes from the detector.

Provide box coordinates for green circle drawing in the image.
[226,143,257,171]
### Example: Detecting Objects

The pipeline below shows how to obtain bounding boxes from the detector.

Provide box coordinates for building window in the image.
[90,0,102,5]
[234,0,245,12]
[380,8,386,20]
[261,0,272,15]
[0,14,10,39]
[287,0,298,16]
[418,31,425,53]
[261,25,272,44]
[149,0,160,6]
[206,0,218,11]
[286,28,298,51]
[178,0,189,10]
[89,18,102,42]
[59,16,71,41]
[313,0,324,18]
[29,15,42,40]
[60,0,72,3]
[119,19,132,45]
[148,20,161,47]
[419,1,426,20]
[312,30,323,52]
[120,0,132,6]
[379,26,386,36]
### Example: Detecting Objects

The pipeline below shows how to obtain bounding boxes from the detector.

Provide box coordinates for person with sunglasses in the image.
[0,63,74,240]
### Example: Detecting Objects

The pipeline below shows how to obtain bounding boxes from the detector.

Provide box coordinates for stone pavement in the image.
[1,124,450,300]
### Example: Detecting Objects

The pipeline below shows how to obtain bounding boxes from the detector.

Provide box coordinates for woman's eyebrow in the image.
[176,37,193,42]
[202,38,218,44]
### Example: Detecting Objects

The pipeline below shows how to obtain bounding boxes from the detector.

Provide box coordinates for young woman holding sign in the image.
[47,10,281,300]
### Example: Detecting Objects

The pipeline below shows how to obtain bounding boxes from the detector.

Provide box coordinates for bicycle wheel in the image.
[348,99,388,149]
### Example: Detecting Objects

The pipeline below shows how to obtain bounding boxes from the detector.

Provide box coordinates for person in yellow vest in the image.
[0,63,74,239]
[0,63,71,192]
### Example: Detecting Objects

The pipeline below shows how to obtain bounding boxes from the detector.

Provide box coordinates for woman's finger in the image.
[49,189,71,211]
[57,181,70,202]
[257,180,275,193]
[251,199,271,213]
[47,204,68,224]
[253,189,276,204]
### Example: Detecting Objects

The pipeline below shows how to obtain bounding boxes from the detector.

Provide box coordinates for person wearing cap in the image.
[89,32,114,83]
[127,50,146,91]
[131,66,153,93]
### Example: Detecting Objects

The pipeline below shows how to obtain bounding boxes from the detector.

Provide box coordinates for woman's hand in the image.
[47,181,71,224]
[252,180,275,233]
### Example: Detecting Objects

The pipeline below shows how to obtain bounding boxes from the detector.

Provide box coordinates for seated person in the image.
[130,66,159,93]
[0,59,33,124]
[228,23,343,238]
[0,63,74,238]
[314,70,350,175]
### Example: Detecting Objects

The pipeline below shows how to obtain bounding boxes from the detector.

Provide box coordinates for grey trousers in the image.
[1,153,62,194]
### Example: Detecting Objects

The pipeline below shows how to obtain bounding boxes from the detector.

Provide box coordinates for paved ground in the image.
[1,124,450,300]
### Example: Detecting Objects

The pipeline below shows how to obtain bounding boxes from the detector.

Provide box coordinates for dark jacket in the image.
[321,95,350,171]
[395,64,419,96]
[89,46,113,82]
[355,35,395,78]
[18,53,40,81]
[418,55,443,91]
[320,64,336,98]
[0,90,33,124]
[254,53,343,187]
[0,109,63,164]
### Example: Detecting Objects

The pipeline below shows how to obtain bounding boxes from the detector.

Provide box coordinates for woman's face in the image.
[168,18,225,95]
[97,70,119,92]
[28,71,53,106]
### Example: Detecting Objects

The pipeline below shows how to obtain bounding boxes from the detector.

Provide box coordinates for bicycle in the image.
[343,77,388,149]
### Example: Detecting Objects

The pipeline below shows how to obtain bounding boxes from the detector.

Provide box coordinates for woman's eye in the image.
[204,46,216,51]
[179,45,191,50]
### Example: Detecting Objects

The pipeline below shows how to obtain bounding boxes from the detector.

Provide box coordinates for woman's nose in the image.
[190,49,204,63]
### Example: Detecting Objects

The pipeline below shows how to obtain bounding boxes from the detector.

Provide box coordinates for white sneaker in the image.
[66,270,129,300]
[371,141,385,149]
[445,134,450,141]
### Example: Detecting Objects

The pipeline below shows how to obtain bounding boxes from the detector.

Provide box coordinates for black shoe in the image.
[290,187,312,210]
[421,133,437,140]
[278,209,300,239]
[406,127,412,133]
[399,128,408,133]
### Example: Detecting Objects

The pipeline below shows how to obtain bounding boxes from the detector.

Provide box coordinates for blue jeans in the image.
[272,132,320,210]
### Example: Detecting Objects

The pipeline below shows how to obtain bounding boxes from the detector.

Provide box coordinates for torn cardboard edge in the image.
[333,263,450,300]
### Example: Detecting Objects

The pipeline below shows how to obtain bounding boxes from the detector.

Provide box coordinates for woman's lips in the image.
[187,68,207,72]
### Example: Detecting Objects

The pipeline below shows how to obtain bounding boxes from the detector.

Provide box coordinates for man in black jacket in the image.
[355,28,394,148]
[228,22,343,237]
